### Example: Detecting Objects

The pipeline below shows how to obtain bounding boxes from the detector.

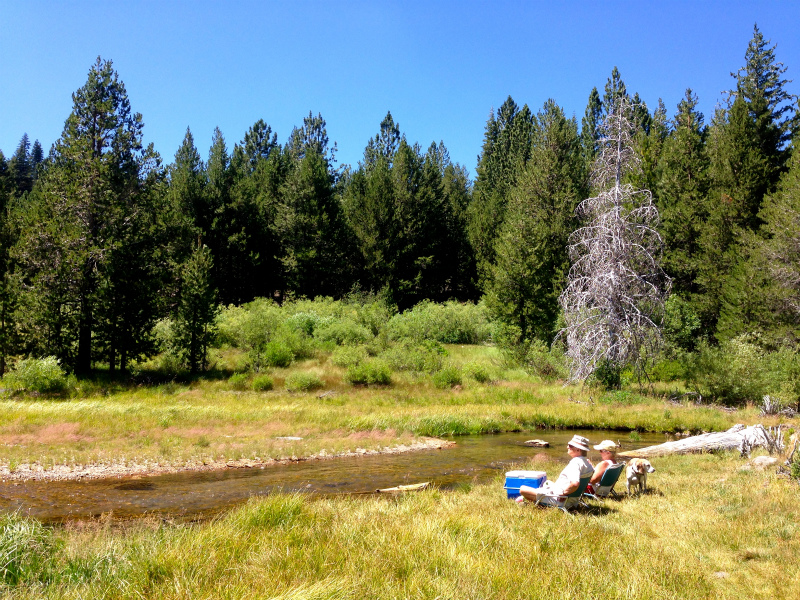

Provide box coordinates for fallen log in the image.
[376,482,430,493]
[619,424,783,458]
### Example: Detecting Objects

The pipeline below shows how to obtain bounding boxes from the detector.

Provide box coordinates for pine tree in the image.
[656,89,709,298]
[754,142,800,343]
[487,100,585,344]
[13,57,161,373]
[733,24,796,183]
[275,146,351,297]
[9,134,33,195]
[173,244,217,373]
[0,152,19,375]
[467,97,535,286]
[581,87,603,166]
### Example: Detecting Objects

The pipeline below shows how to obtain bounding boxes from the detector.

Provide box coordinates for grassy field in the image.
[1,344,798,597]
[1,449,798,599]
[0,345,774,477]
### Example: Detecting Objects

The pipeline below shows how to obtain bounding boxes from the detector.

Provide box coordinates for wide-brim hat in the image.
[567,435,590,452]
[593,440,618,452]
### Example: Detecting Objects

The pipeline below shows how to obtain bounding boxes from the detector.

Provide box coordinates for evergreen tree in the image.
[467,97,535,286]
[733,24,796,182]
[13,57,162,373]
[752,141,800,344]
[699,96,770,334]
[363,111,401,168]
[9,134,33,195]
[581,87,603,166]
[173,244,217,373]
[0,152,19,375]
[487,100,585,343]
[602,67,628,119]
[656,89,709,298]
[274,147,351,297]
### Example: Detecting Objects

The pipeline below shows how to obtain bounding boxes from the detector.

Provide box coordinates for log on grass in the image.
[619,424,781,458]
[376,482,430,493]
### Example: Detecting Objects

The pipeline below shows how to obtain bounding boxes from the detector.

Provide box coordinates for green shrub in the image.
[592,359,622,390]
[380,341,444,373]
[4,356,73,394]
[463,361,491,383]
[345,359,392,385]
[263,342,294,368]
[314,319,372,346]
[686,337,768,405]
[663,295,702,352]
[432,366,462,389]
[649,358,686,382]
[252,374,274,391]
[285,372,324,393]
[0,514,60,585]
[386,300,492,344]
[330,345,369,368]
[494,328,567,380]
[227,373,249,390]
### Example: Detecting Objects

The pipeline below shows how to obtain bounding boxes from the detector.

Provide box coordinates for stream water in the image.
[0,430,668,523]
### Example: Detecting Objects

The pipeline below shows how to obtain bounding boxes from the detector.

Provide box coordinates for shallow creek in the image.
[0,430,667,523]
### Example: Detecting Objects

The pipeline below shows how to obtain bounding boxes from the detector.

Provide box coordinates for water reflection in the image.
[0,430,667,522]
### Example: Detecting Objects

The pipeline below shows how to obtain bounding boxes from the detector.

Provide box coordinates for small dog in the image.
[626,458,655,494]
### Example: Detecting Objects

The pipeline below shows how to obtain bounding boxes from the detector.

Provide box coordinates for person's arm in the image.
[590,461,609,485]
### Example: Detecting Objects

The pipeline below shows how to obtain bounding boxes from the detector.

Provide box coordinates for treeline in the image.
[1,25,798,376]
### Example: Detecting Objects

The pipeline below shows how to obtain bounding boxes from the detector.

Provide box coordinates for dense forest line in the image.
[1,25,798,377]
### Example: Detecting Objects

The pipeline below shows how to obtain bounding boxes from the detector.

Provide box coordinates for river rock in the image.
[524,439,550,447]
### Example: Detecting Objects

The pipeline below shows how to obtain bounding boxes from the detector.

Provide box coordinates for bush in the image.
[345,359,392,386]
[686,337,767,405]
[3,357,73,394]
[252,374,274,391]
[432,366,462,389]
[592,359,622,390]
[263,342,294,368]
[380,340,444,373]
[463,361,491,383]
[227,373,249,390]
[285,372,324,393]
[314,319,372,346]
[495,329,567,380]
[387,300,492,344]
[330,345,369,369]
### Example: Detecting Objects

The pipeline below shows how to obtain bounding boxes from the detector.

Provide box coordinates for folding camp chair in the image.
[533,475,592,513]
[584,463,625,500]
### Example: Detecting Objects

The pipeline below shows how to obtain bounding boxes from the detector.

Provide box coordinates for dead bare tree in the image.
[558,98,671,382]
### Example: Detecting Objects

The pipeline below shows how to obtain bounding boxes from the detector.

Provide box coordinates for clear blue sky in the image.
[1,1,798,177]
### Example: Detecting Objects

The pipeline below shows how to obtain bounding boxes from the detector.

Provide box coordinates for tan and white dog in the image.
[625,458,655,494]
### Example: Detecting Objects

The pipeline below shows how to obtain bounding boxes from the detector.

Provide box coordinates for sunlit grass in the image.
[2,451,799,598]
[0,345,777,475]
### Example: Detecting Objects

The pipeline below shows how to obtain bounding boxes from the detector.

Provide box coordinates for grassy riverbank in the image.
[0,345,777,479]
[2,450,798,599]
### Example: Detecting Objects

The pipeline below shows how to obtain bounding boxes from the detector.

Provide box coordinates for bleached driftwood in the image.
[619,424,784,458]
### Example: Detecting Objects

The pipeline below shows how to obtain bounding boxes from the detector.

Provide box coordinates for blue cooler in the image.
[504,470,547,498]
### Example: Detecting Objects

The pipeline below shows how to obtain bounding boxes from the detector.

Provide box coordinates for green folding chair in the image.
[584,463,625,500]
[533,475,592,513]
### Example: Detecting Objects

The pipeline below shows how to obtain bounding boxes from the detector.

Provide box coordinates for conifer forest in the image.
[1,25,799,386]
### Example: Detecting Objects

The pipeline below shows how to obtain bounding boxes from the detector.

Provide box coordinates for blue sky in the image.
[1,1,798,177]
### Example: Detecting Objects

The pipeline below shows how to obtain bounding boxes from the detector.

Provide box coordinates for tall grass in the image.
[2,452,799,598]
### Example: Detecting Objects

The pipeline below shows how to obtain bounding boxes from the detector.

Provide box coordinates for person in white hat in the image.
[587,440,618,494]
[517,435,594,504]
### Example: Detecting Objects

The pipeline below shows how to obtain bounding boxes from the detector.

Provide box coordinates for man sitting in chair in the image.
[516,435,594,505]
